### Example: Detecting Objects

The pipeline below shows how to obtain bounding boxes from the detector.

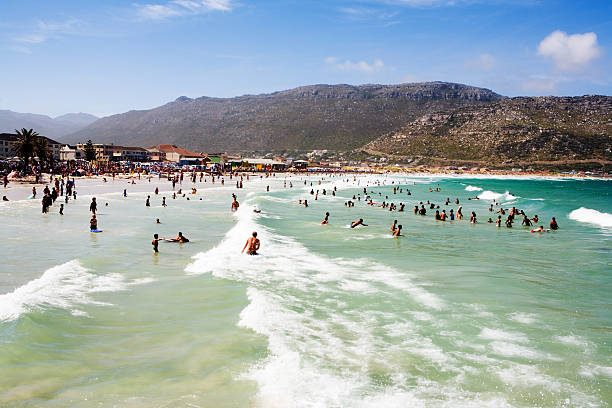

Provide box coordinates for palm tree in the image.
[14,128,39,171]
[33,136,50,167]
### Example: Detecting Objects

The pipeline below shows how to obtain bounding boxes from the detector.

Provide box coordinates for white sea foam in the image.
[185,202,443,310]
[479,328,529,343]
[0,260,125,322]
[555,334,590,348]
[465,185,483,192]
[477,190,518,201]
[568,207,612,228]
[508,312,537,324]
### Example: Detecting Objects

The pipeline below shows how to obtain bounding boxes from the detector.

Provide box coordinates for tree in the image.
[14,128,38,171]
[33,137,50,167]
[84,140,96,162]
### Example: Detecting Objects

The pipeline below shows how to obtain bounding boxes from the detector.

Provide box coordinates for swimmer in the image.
[531,225,549,233]
[156,218,161,224]
[242,231,260,255]
[393,224,403,237]
[171,232,189,243]
[2,196,8,201]
[550,217,559,230]
[322,212,330,225]
[350,218,367,228]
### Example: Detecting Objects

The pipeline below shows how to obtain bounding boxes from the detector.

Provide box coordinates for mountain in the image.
[65,82,502,151]
[364,95,612,168]
[0,110,98,140]
[54,112,99,128]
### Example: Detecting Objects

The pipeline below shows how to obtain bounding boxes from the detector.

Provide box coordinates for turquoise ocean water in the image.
[0,174,610,407]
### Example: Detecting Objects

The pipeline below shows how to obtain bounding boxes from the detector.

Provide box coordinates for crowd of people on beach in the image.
[3,168,562,259]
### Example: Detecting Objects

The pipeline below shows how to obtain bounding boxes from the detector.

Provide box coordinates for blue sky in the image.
[1,0,610,117]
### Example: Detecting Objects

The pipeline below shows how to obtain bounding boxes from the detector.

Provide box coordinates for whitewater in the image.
[0,174,610,407]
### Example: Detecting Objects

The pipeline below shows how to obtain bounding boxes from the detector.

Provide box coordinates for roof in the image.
[147,144,205,158]
[242,158,286,165]
[0,133,61,145]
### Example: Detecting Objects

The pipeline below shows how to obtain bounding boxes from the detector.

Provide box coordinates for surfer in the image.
[242,232,260,255]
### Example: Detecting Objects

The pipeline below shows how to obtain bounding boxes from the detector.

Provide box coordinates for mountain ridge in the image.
[64,82,503,151]
[0,110,98,140]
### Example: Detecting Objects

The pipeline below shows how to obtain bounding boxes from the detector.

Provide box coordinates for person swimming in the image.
[351,218,367,228]
[531,225,550,233]
[322,212,330,225]
[242,231,260,255]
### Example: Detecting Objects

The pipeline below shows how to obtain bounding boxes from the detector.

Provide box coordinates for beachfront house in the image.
[148,144,209,165]
[59,145,85,161]
[0,133,62,160]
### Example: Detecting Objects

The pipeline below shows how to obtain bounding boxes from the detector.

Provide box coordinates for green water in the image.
[0,175,610,407]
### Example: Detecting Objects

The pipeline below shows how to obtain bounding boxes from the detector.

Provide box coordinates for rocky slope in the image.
[364,96,612,167]
[65,82,502,151]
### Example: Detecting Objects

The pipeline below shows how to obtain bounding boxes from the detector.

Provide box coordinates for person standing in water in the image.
[90,197,97,214]
[146,196,150,207]
[152,234,160,253]
[242,232,260,255]
[231,197,240,211]
[90,214,98,231]
[393,224,403,237]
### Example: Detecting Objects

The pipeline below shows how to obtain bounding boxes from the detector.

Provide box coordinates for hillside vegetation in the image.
[364,96,612,168]
[65,82,502,151]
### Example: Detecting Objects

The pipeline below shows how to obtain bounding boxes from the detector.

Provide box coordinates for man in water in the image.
[90,215,98,231]
[532,225,549,232]
[322,212,330,225]
[173,232,189,243]
[152,234,160,253]
[242,231,260,255]
[350,218,367,228]
[90,197,97,214]
[392,224,403,237]
[146,196,151,207]
[231,197,240,212]
[550,217,559,230]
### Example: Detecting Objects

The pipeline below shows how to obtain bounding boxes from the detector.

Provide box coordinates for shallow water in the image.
[0,174,610,407]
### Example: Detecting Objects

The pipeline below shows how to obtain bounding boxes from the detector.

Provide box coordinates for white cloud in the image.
[137,0,233,20]
[326,57,384,72]
[537,30,602,72]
